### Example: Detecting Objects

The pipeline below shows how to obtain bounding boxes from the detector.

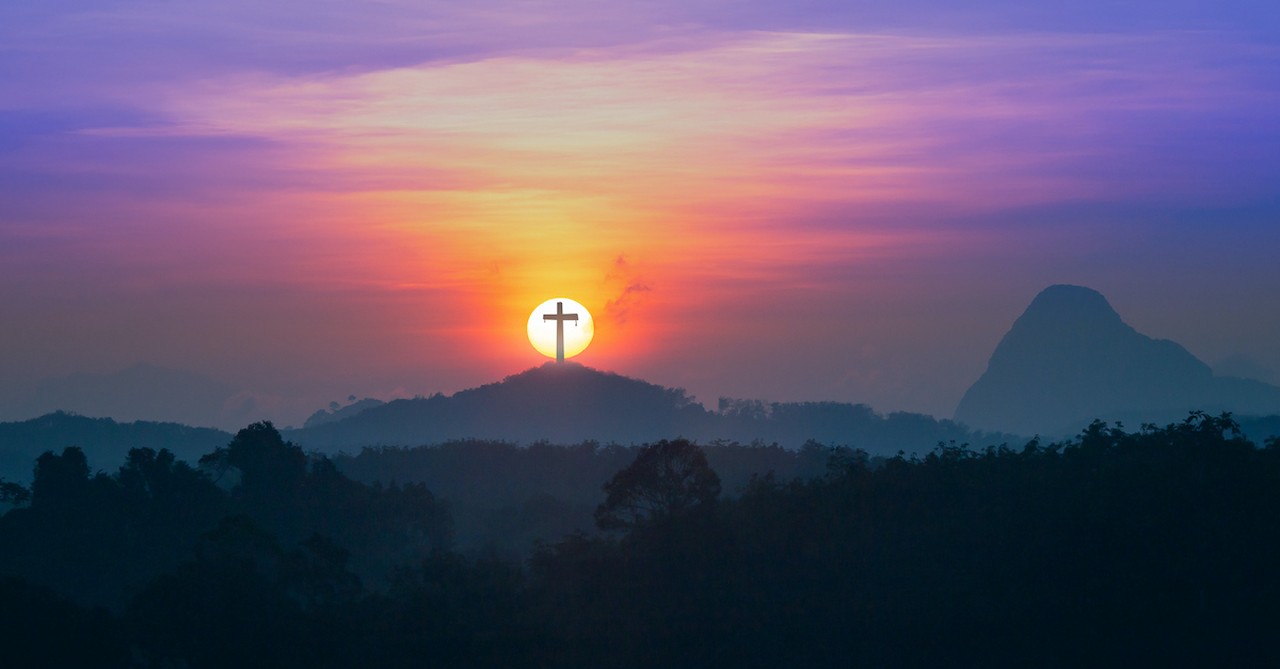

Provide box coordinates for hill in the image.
[289,362,710,449]
[290,361,1017,453]
[955,284,1280,435]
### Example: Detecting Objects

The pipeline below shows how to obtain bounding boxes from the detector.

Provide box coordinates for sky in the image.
[1,0,1278,429]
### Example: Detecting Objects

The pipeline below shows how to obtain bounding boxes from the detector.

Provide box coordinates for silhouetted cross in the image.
[543,301,579,364]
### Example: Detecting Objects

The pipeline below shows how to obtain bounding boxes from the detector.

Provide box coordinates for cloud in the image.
[2,1,1278,422]
[604,256,652,325]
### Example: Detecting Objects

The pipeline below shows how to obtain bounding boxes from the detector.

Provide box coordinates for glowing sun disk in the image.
[527,298,594,360]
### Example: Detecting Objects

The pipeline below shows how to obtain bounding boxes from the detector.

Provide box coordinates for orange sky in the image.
[1,5,1278,428]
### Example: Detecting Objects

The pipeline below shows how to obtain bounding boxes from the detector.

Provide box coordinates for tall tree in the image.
[595,439,720,530]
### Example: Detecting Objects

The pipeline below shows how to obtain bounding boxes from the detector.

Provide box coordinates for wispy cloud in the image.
[603,256,652,326]
[2,1,1278,421]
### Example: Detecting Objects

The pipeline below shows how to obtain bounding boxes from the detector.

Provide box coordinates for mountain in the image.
[9,363,252,430]
[955,285,1280,436]
[0,412,231,483]
[290,361,1017,453]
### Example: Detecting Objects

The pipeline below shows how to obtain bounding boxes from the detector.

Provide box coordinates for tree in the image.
[0,479,30,507]
[200,421,307,498]
[595,439,720,530]
[30,446,91,509]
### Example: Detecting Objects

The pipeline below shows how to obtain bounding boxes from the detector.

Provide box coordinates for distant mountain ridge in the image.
[7,363,254,430]
[0,412,230,483]
[955,285,1280,436]
[303,397,386,428]
[288,362,1017,454]
[0,364,1019,484]
[3,349,1278,487]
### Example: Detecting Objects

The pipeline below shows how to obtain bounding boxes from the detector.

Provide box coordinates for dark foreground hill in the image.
[288,362,1017,454]
[956,285,1280,436]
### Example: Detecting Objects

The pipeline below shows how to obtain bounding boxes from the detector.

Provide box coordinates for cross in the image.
[543,300,579,363]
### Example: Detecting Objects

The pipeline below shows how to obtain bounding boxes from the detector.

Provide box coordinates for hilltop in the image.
[289,361,1013,453]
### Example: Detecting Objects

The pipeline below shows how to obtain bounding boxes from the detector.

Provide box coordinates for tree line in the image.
[0,413,1277,667]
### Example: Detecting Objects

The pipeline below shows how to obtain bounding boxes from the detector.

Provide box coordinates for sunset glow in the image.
[1,1,1277,427]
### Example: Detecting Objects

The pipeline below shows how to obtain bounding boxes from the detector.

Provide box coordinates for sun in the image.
[527,298,594,360]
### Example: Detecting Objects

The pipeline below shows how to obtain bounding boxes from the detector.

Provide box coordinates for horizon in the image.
[3,1,1279,429]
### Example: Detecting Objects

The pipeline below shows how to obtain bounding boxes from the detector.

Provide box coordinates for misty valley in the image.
[2,412,1279,667]
[3,285,1280,666]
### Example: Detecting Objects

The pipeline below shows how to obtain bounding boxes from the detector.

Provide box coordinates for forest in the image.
[1,412,1277,667]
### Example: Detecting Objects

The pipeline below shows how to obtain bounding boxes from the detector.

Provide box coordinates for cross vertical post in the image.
[543,300,579,363]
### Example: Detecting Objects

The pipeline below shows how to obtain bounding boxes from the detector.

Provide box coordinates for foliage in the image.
[0,423,449,609]
[0,411,229,484]
[0,412,1278,666]
[594,439,721,530]
[335,437,836,554]
[0,479,30,506]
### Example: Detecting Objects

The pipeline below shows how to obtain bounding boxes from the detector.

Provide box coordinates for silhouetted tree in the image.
[30,446,90,508]
[0,479,29,506]
[595,439,720,530]
[201,421,307,497]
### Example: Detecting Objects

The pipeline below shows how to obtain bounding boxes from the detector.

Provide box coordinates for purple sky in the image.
[1,0,1278,429]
